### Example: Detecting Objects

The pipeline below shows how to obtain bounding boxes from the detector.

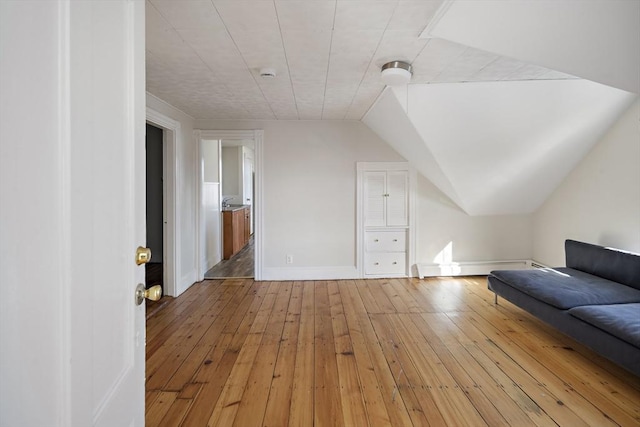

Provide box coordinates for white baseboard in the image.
[416,260,531,279]
[261,266,359,281]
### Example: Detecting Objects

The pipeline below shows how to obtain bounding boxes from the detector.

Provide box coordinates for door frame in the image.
[194,129,264,281]
[146,107,179,297]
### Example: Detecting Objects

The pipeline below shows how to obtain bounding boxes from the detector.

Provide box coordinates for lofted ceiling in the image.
[364,82,637,215]
[145,0,576,120]
[429,0,640,95]
[147,0,639,216]
[362,0,639,216]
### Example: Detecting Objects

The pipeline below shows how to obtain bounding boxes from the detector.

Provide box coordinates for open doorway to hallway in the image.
[145,123,164,292]
[203,139,255,279]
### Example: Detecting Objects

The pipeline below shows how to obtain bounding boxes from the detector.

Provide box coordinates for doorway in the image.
[196,130,263,281]
[145,123,164,292]
[145,108,179,297]
[205,140,255,278]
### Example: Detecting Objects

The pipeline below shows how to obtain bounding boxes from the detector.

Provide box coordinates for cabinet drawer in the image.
[365,252,406,275]
[365,231,406,252]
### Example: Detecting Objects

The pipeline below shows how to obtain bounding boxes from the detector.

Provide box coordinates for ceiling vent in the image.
[259,68,276,78]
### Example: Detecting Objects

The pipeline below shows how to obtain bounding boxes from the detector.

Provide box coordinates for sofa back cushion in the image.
[565,240,640,290]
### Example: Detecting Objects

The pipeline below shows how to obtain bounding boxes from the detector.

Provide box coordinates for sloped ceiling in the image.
[364,0,639,215]
[428,0,640,94]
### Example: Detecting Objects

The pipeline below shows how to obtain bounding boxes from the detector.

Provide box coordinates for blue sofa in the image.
[488,240,640,376]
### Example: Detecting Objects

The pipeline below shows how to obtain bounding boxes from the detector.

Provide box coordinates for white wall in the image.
[221,145,241,202]
[196,120,405,276]
[202,139,221,270]
[146,93,198,294]
[202,139,219,182]
[416,175,532,266]
[533,99,640,266]
[195,119,536,278]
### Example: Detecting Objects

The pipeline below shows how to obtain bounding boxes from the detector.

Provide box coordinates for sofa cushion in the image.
[568,303,640,348]
[565,240,640,290]
[490,268,640,310]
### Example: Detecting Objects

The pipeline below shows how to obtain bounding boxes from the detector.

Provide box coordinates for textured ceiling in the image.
[145,0,575,120]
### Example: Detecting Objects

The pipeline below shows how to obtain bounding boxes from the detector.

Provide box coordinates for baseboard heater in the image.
[416,259,548,279]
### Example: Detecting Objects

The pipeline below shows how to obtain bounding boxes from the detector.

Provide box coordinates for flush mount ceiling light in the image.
[259,68,276,78]
[381,61,412,86]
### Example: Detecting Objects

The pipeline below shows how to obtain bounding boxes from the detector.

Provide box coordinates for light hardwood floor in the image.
[145,277,640,426]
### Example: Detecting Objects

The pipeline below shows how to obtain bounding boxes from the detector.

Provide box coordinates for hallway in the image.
[204,235,254,279]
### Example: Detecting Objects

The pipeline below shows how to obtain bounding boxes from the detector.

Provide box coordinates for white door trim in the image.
[195,129,264,281]
[146,107,180,297]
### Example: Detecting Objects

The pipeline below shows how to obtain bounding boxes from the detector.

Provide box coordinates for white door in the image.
[80,2,146,425]
[0,1,146,426]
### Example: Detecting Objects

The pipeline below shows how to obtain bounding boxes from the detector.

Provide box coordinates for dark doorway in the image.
[146,123,164,291]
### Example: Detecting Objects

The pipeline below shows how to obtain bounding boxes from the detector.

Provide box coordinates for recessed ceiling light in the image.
[381,61,412,86]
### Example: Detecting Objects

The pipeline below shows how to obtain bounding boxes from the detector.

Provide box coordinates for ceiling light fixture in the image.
[381,61,412,86]
[259,68,276,78]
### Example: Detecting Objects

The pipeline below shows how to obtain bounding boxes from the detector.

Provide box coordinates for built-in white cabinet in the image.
[358,162,414,278]
[363,170,408,227]
[364,230,407,275]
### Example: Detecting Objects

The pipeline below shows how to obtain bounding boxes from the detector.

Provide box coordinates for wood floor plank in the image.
[400,312,535,426]
[389,313,500,427]
[263,281,302,427]
[145,391,178,427]
[163,280,255,391]
[388,278,425,313]
[181,283,268,427]
[328,281,369,427]
[473,299,640,425]
[157,398,192,427]
[366,279,398,314]
[206,282,279,426]
[338,281,397,427]
[145,277,640,427]
[369,312,450,427]
[232,282,292,426]
[314,281,344,427]
[146,281,222,346]
[445,312,593,426]
[459,285,633,427]
[179,334,234,427]
[146,283,239,387]
[288,281,315,427]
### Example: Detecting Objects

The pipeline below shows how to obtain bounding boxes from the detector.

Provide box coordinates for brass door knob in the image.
[135,246,151,265]
[135,284,162,305]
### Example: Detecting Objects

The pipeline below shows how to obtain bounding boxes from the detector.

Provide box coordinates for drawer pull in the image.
[393,239,398,242]
[392,262,397,265]
[374,262,379,265]
[374,239,379,242]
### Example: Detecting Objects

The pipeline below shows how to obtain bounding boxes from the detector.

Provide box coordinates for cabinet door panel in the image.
[386,171,408,226]
[364,171,386,227]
